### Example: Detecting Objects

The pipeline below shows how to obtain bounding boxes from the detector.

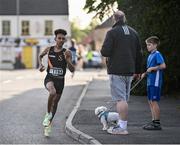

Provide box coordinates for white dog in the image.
[95,106,120,130]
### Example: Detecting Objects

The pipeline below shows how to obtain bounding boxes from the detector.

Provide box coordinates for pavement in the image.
[65,71,180,144]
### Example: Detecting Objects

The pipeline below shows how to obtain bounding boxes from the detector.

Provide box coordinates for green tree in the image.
[70,19,99,43]
[85,0,180,95]
[70,22,87,43]
[84,0,117,20]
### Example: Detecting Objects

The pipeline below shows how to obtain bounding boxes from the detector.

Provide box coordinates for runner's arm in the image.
[64,50,75,72]
[38,47,50,72]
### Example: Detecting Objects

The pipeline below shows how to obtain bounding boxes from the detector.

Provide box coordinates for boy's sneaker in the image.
[143,122,162,130]
[107,126,128,135]
[44,124,52,137]
[43,112,52,127]
[142,121,153,128]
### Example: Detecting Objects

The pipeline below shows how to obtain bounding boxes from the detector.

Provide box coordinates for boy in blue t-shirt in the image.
[141,36,166,130]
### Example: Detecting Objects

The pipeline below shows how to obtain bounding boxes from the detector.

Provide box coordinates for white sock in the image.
[118,120,127,129]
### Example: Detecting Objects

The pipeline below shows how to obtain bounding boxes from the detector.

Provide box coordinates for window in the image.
[21,21,30,35]
[2,21,11,35]
[45,20,53,35]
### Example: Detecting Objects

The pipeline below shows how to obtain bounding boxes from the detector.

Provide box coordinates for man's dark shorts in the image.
[44,75,64,94]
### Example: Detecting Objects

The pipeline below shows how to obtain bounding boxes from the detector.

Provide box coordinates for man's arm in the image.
[135,35,143,74]
[101,31,113,57]
[133,34,143,80]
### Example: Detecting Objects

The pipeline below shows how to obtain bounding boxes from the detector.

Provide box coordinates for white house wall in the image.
[0,16,18,37]
[0,15,70,69]
[0,15,71,38]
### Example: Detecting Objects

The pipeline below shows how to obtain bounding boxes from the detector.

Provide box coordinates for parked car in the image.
[83,51,103,68]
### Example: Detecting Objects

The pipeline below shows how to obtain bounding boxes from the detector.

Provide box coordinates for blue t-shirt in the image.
[147,50,165,87]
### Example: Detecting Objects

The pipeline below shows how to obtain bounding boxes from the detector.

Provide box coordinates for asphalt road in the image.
[0,69,99,144]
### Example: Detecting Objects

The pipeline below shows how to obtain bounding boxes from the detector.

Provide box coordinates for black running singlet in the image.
[47,46,67,78]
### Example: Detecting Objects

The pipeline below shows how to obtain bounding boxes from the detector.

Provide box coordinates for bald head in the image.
[114,10,126,23]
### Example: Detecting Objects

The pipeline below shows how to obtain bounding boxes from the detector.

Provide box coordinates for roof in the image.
[0,0,69,15]
[95,16,114,29]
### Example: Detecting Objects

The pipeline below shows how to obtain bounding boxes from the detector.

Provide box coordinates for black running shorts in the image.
[44,74,64,94]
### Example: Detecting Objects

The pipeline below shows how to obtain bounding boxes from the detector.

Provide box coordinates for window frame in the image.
[21,20,30,36]
[45,20,53,36]
[2,20,11,36]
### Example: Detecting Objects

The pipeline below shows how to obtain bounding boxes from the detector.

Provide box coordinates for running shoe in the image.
[44,124,52,137]
[43,112,52,127]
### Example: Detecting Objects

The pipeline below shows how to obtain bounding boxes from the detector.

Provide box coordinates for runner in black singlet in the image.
[38,29,75,137]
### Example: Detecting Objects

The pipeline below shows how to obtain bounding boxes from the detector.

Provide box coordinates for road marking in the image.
[16,76,24,80]
[3,80,12,84]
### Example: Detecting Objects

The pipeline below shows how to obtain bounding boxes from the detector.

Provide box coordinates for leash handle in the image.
[130,72,147,91]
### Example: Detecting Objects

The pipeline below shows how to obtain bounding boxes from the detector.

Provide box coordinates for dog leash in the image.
[130,72,147,91]
[130,76,144,91]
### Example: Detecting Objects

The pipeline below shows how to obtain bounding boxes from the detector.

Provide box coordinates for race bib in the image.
[49,67,63,76]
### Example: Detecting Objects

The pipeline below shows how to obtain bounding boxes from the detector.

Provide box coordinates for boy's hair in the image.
[145,36,160,46]
[54,29,67,37]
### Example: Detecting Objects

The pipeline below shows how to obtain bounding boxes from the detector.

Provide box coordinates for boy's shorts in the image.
[147,86,161,101]
[109,75,133,101]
